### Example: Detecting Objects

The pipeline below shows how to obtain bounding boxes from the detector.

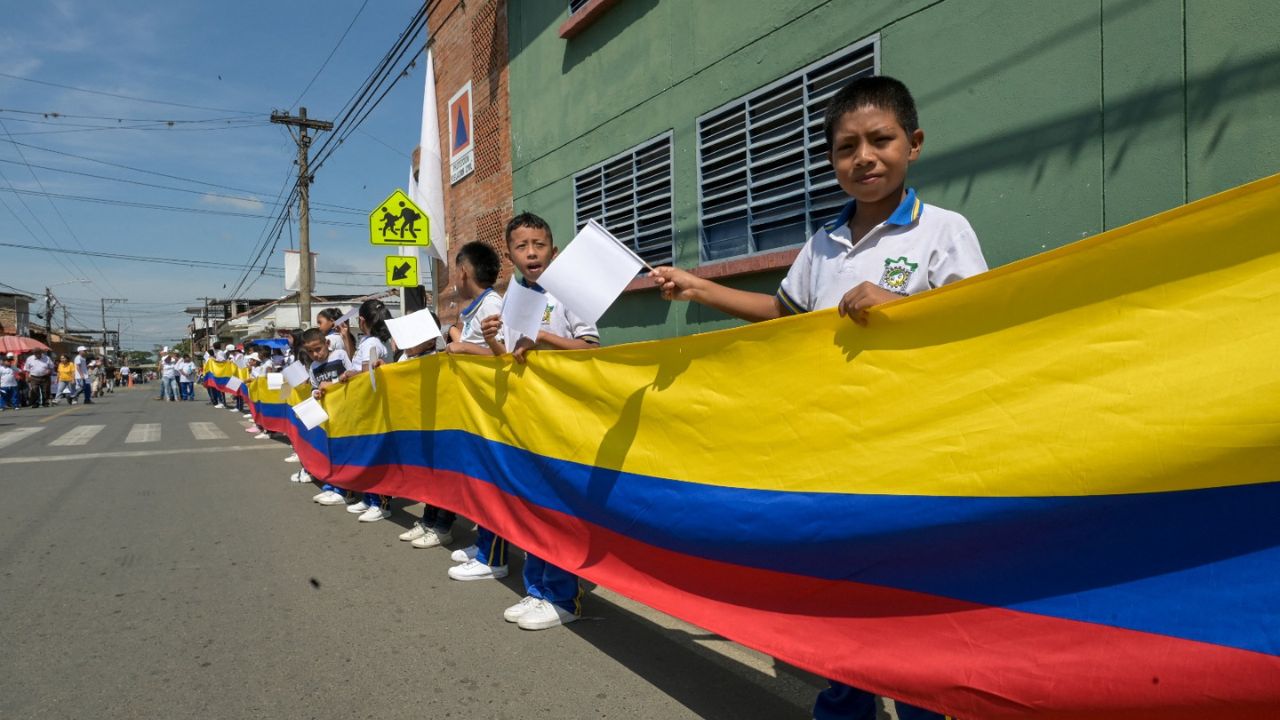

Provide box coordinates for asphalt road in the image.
[0,386,834,719]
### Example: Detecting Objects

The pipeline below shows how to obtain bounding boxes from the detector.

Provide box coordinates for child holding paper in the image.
[341,299,395,523]
[302,328,357,507]
[436,242,506,566]
[445,242,504,356]
[392,313,459,549]
[475,212,599,631]
[649,75,984,720]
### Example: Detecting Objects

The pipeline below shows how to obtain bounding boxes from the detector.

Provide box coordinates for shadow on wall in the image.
[914,50,1280,203]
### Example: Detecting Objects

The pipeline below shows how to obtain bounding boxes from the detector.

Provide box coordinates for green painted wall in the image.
[508,0,1280,345]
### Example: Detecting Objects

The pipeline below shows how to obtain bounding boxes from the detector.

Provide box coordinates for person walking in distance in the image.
[23,348,53,407]
[73,346,93,405]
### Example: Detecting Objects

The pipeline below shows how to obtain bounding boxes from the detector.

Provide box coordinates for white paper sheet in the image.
[225,376,244,393]
[500,280,546,351]
[266,372,284,390]
[385,309,443,351]
[536,220,645,325]
[233,355,248,369]
[281,361,309,388]
[335,306,358,327]
[291,396,329,430]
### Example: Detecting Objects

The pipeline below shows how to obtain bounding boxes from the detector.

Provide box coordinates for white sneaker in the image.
[346,500,369,514]
[244,426,259,433]
[214,403,225,409]
[399,522,428,542]
[411,529,453,549]
[517,599,579,630]
[228,406,241,412]
[317,492,347,506]
[450,546,479,563]
[503,595,541,623]
[242,413,253,419]
[312,489,330,502]
[284,453,299,463]
[358,506,390,523]
[291,469,312,483]
[255,432,270,439]
[447,559,507,581]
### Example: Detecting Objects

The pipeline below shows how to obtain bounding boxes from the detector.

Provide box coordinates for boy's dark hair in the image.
[822,75,919,151]
[504,212,553,246]
[455,241,501,286]
[301,328,324,344]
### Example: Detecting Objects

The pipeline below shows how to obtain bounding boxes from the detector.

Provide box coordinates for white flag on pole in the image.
[410,47,447,267]
[386,308,443,351]
[500,280,546,351]
[536,220,647,326]
[291,396,329,430]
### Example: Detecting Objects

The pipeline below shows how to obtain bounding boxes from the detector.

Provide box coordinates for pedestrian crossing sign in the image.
[369,189,431,247]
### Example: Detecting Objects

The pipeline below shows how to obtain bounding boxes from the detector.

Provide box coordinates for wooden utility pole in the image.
[269,107,332,329]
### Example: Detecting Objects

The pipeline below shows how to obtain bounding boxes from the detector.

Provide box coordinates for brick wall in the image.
[429,0,513,327]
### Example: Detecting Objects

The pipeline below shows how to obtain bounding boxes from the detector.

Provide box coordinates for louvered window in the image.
[569,0,591,14]
[573,132,674,267]
[697,37,878,261]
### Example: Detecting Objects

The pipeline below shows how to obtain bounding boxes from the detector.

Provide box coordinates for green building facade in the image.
[508,0,1280,344]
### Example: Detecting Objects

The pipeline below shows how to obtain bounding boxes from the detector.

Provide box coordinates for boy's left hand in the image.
[510,337,536,364]
[838,282,901,326]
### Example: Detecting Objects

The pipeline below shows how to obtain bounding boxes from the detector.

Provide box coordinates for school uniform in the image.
[310,348,357,499]
[786,190,985,720]
[501,279,600,614]
[457,288,508,565]
[353,335,391,513]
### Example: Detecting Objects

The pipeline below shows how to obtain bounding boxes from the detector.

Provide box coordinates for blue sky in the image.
[0,0,427,349]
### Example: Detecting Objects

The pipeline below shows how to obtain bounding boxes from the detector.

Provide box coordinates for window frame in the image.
[695,34,880,265]
[572,130,676,269]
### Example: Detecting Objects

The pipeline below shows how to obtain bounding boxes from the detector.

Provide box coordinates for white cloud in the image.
[199,193,264,211]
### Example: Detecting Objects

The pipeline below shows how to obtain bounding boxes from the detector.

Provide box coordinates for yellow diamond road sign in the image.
[385,255,419,287]
[370,189,431,247]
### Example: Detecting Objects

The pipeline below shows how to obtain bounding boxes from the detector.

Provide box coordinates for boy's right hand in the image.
[480,315,503,343]
[650,266,702,302]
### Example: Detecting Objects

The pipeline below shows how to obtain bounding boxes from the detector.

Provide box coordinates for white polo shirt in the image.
[353,335,389,367]
[777,188,988,314]
[459,288,504,345]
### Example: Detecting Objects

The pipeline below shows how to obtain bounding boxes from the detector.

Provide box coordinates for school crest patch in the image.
[880,256,918,293]
[542,302,555,325]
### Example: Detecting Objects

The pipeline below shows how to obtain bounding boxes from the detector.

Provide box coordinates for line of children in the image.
[225,73,976,716]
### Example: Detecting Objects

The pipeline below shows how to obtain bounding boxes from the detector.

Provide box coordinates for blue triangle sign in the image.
[454,107,469,149]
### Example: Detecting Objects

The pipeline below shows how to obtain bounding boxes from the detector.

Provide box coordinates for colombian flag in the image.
[248,175,1280,718]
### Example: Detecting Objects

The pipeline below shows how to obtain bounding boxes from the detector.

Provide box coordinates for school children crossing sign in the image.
[369,189,431,247]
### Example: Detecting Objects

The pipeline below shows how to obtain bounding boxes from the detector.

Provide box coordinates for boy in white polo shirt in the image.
[651,76,980,720]
[468,212,601,631]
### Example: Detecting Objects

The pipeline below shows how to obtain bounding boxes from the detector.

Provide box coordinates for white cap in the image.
[247,352,261,362]
[5,352,14,358]
[225,342,236,350]
[77,346,87,352]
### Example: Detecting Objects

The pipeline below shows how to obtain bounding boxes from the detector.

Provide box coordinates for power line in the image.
[0,71,258,115]
[0,185,361,225]
[3,122,267,138]
[0,238,382,275]
[291,0,371,108]
[0,107,254,123]
[0,136,362,213]
[0,157,363,215]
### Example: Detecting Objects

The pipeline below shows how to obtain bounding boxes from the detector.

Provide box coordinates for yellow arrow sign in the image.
[369,189,431,247]
[385,255,419,287]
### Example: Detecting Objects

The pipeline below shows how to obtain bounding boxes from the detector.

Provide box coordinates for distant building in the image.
[0,291,34,337]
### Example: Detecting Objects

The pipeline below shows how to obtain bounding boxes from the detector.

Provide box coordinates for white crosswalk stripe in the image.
[50,425,105,447]
[0,426,45,451]
[125,423,161,444]
[188,422,227,441]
